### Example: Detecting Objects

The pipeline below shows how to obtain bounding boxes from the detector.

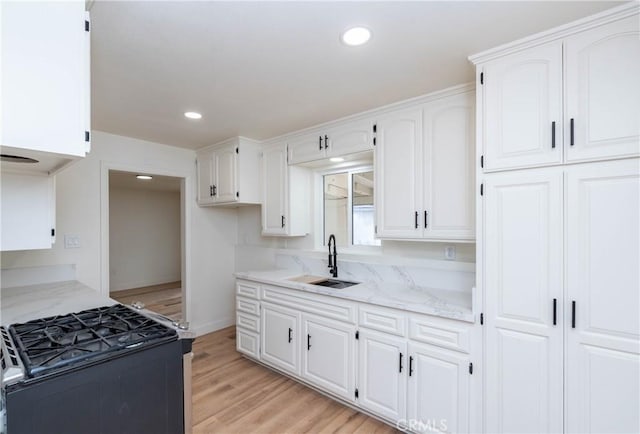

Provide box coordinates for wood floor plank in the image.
[110,281,182,319]
[192,326,400,433]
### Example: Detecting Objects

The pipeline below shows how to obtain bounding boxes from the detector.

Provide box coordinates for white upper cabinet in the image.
[423,92,475,240]
[375,89,475,241]
[1,173,56,251]
[196,138,261,206]
[262,143,310,236]
[482,42,563,171]
[476,10,640,172]
[565,160,640,434]
[1,0,90,159]
[287,119,373,165]
[374,108,422,239]
[564,16,640,163]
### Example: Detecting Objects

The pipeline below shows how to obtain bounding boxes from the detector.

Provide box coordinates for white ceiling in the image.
[109,170,181,193]
[91,1,622,150]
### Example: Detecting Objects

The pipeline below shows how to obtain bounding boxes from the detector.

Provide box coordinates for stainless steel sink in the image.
[311,279,358,289]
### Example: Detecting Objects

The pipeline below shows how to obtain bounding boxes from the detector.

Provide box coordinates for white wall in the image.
[1,131,238,336]
[109,187,181,291]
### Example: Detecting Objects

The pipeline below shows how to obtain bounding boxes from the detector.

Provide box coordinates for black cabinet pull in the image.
[281,215,285,228]
[424,211,428,228]
[409,356,414,377]
[209,185,213,197]
[307,334,311,350]
[414,211,418,229]
[324,134,329,149]
[553,298,557,325]
[288,327,293,343]
[399,352,403,373]
[570,118,575,146]
[319,136,323,151]
[212,185,217,196]
[551,121,556,149]
[572,301,576,328]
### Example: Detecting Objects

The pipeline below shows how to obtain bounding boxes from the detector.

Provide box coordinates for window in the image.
[323,168,380,247]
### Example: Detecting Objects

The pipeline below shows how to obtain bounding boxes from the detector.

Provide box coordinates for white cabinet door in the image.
[407,343,469,434]
[483,42,563,171]
[2,1,89,157]
[326,119,373,158]
[196,151,214,205]
[262,144,287,235]
[358,329,407,422]
[565,160,640,434]
[288,133,324,165]
[261,303,300,375]
[212,144,237,203]
[301,315,355,401]
[423,91,475,240]
[1,172,55,251]
[484,169,564,433]
[375,108,422,239]
[565,16,640,163]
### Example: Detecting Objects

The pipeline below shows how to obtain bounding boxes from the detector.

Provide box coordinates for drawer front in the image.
[261,285,356,324]
[359,304,407,337]
[237,329,260,359]
[409,314,471,354]
[236,296,260,316]
[237,311,260,333]
[236,280,260,299]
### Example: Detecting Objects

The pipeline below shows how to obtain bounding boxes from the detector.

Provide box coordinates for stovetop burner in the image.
[9,304,177,379]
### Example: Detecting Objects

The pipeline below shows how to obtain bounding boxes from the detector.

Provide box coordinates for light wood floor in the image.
[192,326,399,434]
[110,281,182,320]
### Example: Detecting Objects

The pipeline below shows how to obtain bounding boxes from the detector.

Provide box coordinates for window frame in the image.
[315,164,380,251]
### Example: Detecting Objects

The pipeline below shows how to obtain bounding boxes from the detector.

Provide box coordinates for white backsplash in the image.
[274,252,474,293]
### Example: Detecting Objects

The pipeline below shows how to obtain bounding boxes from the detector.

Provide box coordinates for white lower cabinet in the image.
[237,280,474,433]
[261,302,301,375]
[301,314,355,401]
[358,329,408,422]
[407,343,469,434]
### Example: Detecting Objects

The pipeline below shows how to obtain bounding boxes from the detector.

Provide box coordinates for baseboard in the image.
[110,277,181,292]
[192,316,234,337]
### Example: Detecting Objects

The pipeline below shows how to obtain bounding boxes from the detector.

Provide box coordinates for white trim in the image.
[202,83,475,150]
[192,316,235,337]
[468,2,639,64]
[99,161,193,324]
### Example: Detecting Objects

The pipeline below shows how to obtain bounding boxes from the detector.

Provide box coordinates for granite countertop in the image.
[0,280,117,326]
[235,269,474,323]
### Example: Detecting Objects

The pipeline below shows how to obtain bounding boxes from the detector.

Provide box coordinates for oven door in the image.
[6,339,183,434]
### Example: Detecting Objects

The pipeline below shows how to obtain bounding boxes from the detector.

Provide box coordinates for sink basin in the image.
[287,275,359,289]
[311,279,358,289]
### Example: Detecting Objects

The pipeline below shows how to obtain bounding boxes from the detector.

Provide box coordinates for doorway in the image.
[107,170,184,321]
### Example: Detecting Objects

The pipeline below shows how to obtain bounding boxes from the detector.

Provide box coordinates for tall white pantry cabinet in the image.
[470,4,640,434]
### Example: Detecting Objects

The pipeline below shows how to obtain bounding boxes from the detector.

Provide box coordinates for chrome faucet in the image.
[327,234,338,278]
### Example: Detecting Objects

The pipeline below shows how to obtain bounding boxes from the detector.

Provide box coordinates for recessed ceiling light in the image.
[341,27,371,46]
[330,157,345,163]
[184,111,202,120]
[136,175,153,180]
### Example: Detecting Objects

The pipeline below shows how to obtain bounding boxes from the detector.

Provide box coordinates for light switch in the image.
[64,234,80,249]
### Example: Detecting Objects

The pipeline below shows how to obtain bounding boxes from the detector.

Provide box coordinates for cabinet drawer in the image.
[236,328,260,359]
[409,314,471,354]
[358,304,407,337]
[236,280,260,299]
[237,311,260,333]
[262,285,356,324]
[236,296,260,316]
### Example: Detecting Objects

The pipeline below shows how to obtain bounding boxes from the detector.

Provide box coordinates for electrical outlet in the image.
[64,234,80,249]
[444,246,456,260]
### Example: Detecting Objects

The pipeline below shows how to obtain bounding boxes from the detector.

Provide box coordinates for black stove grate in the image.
[9,304,177,379]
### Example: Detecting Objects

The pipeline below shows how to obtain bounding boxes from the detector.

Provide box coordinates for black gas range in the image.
[1,304,186,434]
